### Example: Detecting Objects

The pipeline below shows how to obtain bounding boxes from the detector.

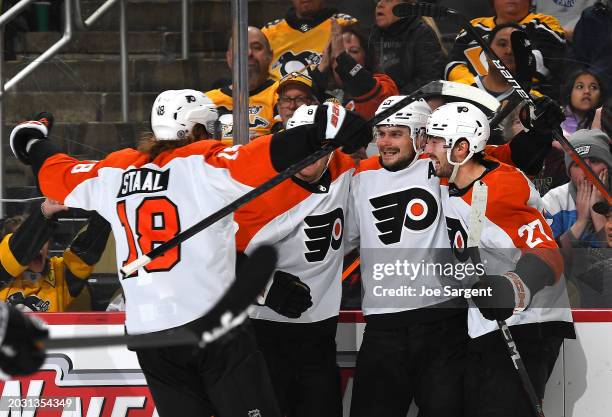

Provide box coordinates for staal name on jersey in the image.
[117,168,170,198]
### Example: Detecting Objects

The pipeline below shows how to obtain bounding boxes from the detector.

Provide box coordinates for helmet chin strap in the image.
[447,148,474,184]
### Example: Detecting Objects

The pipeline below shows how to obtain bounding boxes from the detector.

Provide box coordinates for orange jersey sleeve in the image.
[38,148,146,204]
[474,163,563,281]
[484,143,513,166]
[36,137,281,205]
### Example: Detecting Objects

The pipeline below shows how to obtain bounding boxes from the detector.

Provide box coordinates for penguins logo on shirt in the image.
[217,109,269,138]
[369,187,439,245]
[303,207,344,262]
[272,50,321,78]
[7,292,50,312]
[446,217,470,262]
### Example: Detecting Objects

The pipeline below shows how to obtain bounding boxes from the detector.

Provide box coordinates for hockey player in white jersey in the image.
[346,97,469,417]
[9,90,371,417]
[235,102,360,417]
[424,102,575,417]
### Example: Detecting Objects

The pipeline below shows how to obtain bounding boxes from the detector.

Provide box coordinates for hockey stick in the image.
[466,181,545,417]
[44,245,277,350]
[120,83,443,276]
[341,256,361,282]
[394,2,611,204]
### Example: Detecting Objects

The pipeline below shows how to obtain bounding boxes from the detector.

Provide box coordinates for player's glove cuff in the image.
[10,121,48,165]
[502,271,531,313]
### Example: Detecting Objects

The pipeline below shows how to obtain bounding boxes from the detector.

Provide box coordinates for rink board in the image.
[0,310,610,417]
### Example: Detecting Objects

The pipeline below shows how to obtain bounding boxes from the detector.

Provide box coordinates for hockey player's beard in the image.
[379,147,414,172]
[430,155,454,178]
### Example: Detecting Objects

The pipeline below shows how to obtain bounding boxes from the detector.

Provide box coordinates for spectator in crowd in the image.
[0,199,111,312]
[273,70,318,132]
[204,27,280,142]
[312,22,398,120]
[543,129,612,307]
[570,199,612,307]
[593,200,612,247]
[543,129,610,249]
[561,69,606,136]
[471,23,536,101]
[262,0,357,80]
[567,1,612,90]
[536,0,597,40]
[446,0,566,99]
[368,0,445,95]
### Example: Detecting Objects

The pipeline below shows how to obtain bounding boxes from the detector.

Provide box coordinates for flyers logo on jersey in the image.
[446,217,470,262]
[369,188,439,245]
[303,207,344,262]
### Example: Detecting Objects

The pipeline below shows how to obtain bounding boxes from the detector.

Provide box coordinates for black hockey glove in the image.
[511,30,536,91]
[519,96,564,135]
[315,103,371,154]
[288,103,371,153]
[10,112,54,165]
[509,129,551,175]
[69,211,112,265]
[264,271,313,319]
[0,304,48,376]
[471,273,531,322]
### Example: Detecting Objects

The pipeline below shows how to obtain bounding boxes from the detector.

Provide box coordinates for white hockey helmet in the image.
[287,102,346,140]
[286,104,318,130]
[151,89,218,140]
[426,101,490,159]
[375,96,431,132]
[375,97,432,154]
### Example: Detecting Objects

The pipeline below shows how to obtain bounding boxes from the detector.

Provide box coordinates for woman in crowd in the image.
[561,69,606,136]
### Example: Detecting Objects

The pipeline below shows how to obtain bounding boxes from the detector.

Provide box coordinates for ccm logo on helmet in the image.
[369,187,439,245]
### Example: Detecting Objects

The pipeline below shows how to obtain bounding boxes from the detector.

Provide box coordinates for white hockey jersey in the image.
[439,160,573,339]
[236,152,356,323]
[346,155,461,317]
[35,137,285,334]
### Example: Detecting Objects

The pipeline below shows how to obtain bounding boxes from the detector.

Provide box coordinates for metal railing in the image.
[231,0,249,146]
[0,0,250,216]
[0,0,123,217]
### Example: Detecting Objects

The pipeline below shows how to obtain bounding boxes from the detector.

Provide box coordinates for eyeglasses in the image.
[278,96,312,107]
